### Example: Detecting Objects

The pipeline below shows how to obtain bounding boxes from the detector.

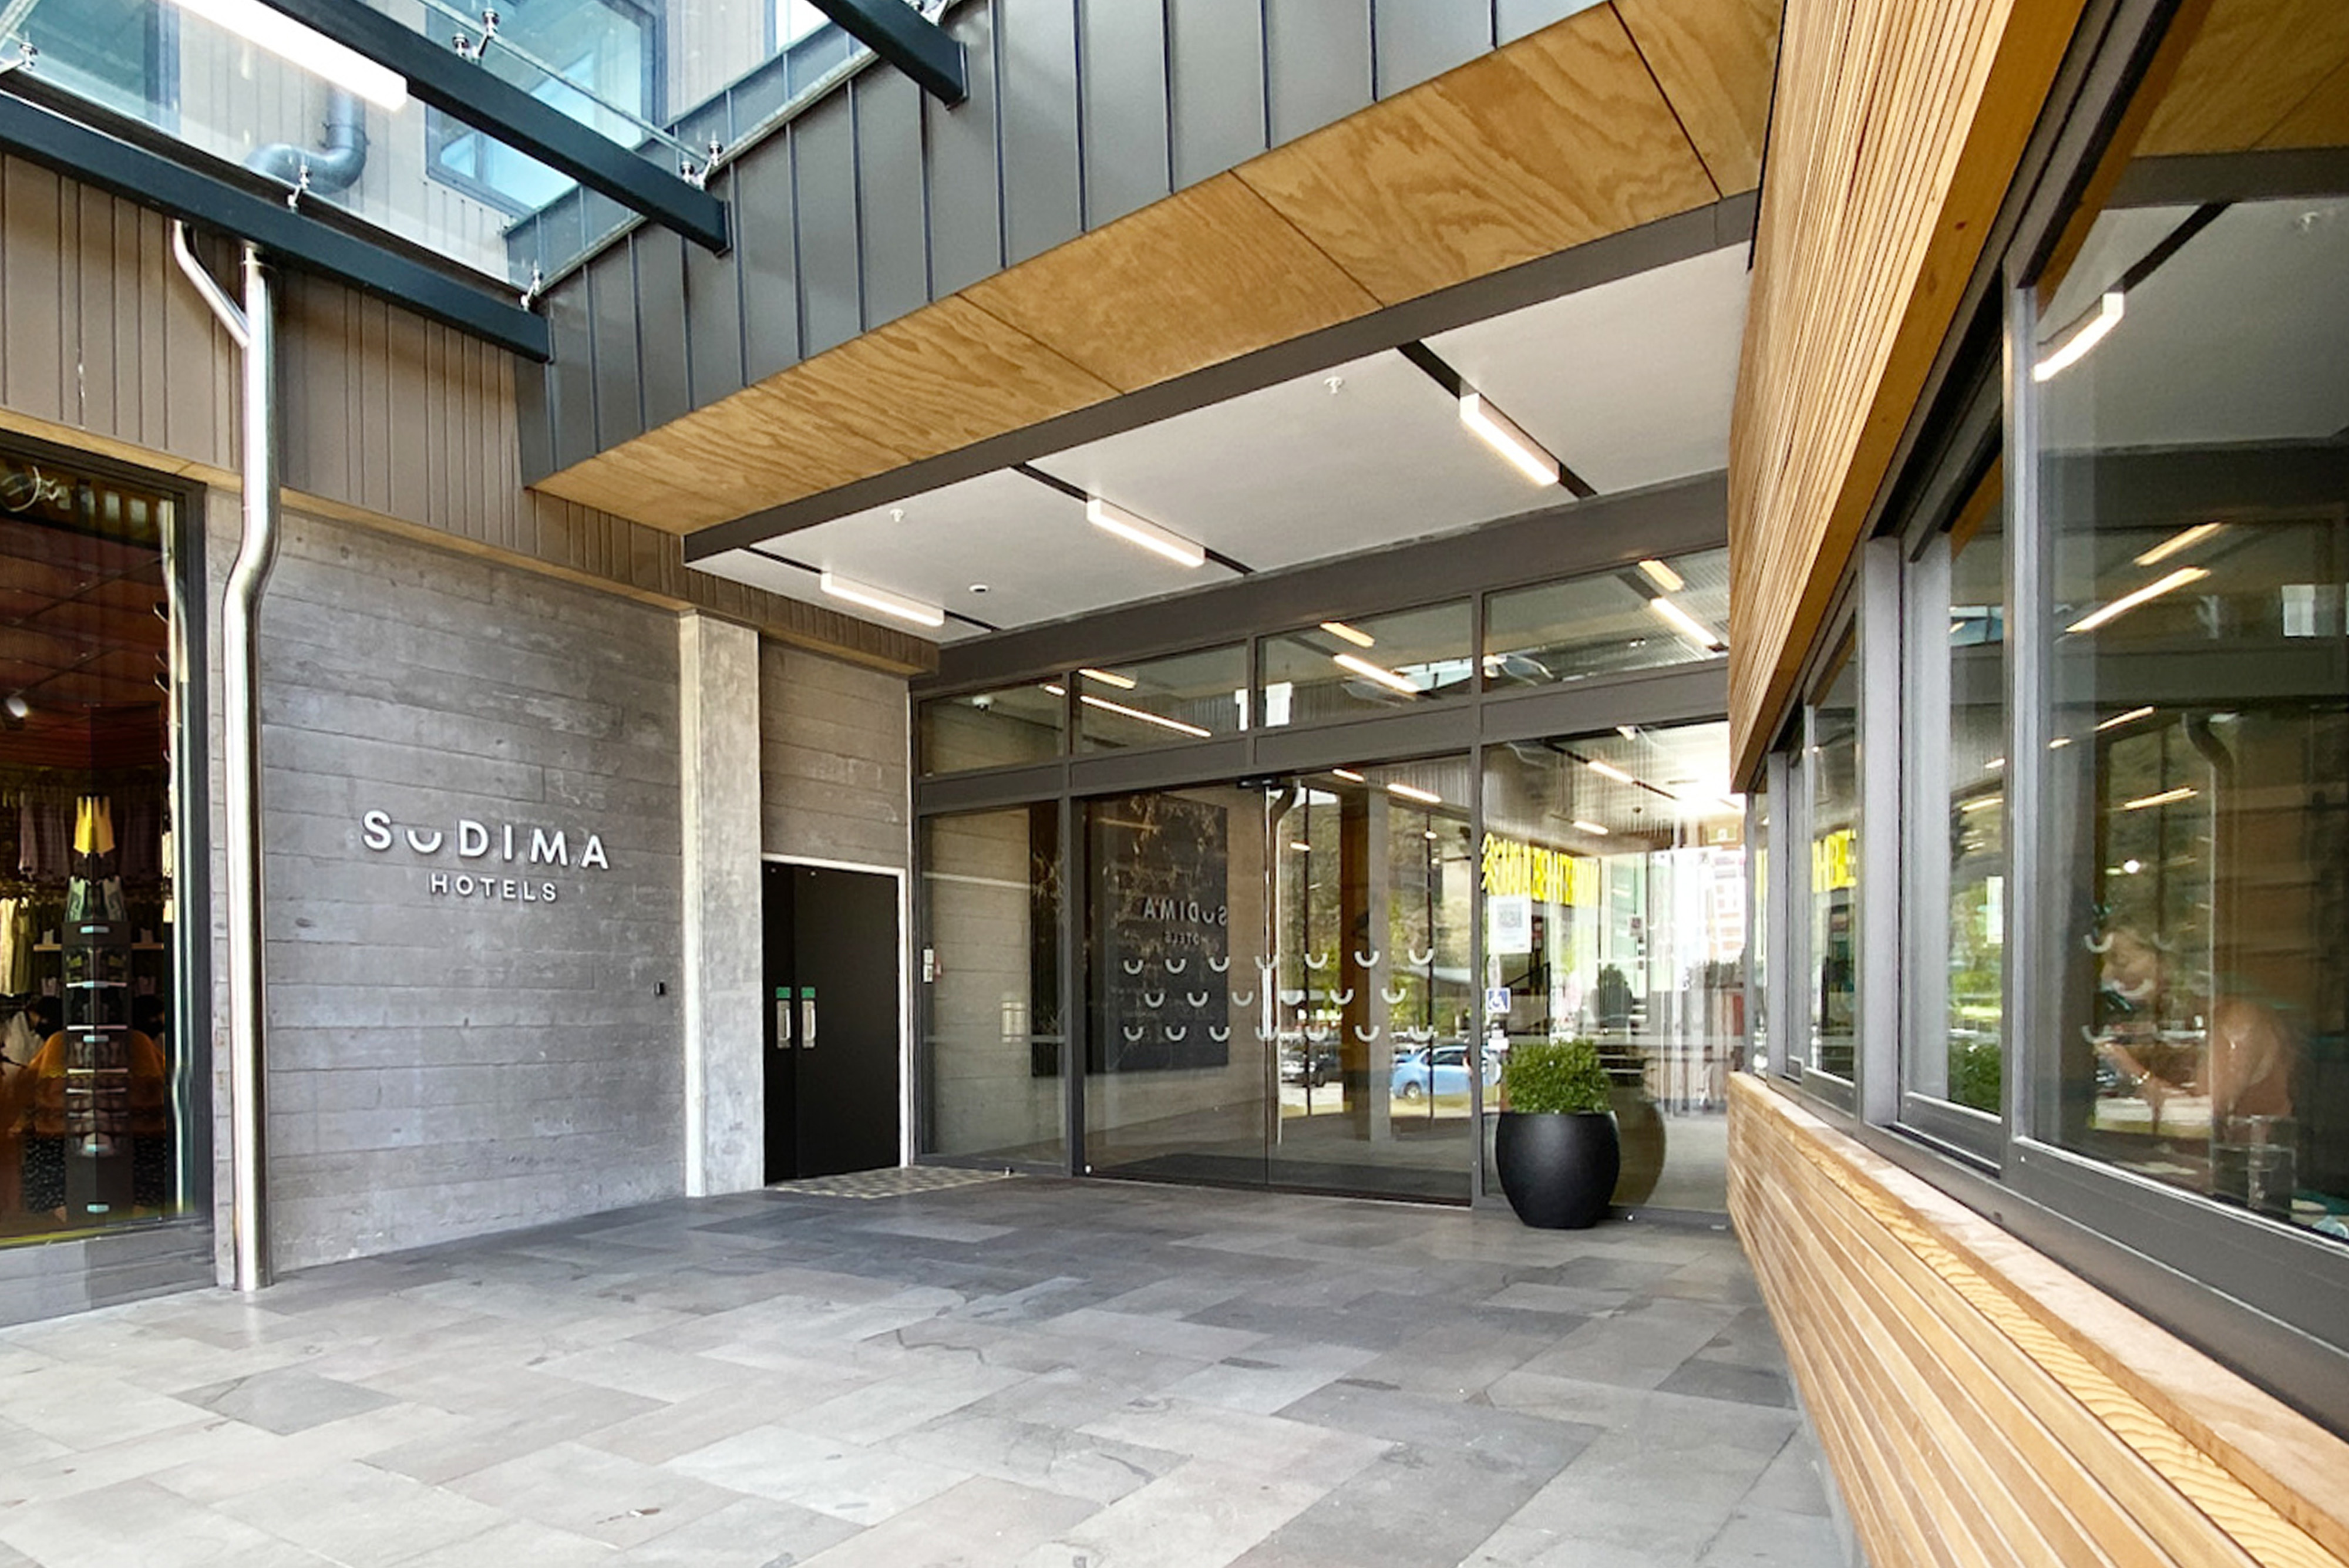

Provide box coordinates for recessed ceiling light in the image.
[1321,620,1375,648]
[1087,497,1206,568]
[1081,667,1137,690]
[173,0,410,107]
[1637,559,1685,593]
[968,583,989,595]
[1387,782,1443,806]
[1332,652,1419,696]
[2094,705,2156,732]
[1081,694,1209,738]
[3,693,29,721]
[1458,392,1561,485]
[2121,785,2196,812]
[818,570,944,628]
[1587,759,1635,785]
[1331,768,1365,783]
[2065,567,2208,634]
[1571,820,1609,836]
[2135,522,2224,567]
[1647,596,1723,649]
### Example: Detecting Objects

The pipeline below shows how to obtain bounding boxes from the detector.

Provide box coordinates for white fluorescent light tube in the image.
[1080,667,1136,690]
[1647,595,1724,649]
[1079,694,1210,739]
[1042,684,1066,696]
[2066,567,2209,634]
[1332,652,1419,696]
[174,0,410,109]
[1571,820,1610,836]
[1087,497,1206,568]
[1960,796,2003,814]
[1587,759,1635,785]
[819,570,945,628]
[1459,392,1560,485]
[2135,522,2225,567]
[1387,782,1443,806]
[1321,620,1376,648]
[1290,841,1313,853]
[2031,290,2125,383]
[1637,558,1685,593]
[2094,705,2156,733]
[1331,768,1366,783]
[2121,785,2196,812]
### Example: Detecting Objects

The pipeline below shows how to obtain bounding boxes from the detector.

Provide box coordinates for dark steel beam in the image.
[256,0,730,252]
[808,0,967,105]
[0,89,551,361]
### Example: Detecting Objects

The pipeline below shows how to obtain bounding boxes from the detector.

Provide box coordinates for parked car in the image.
[1278,1036,1339,1087]
[1390,1042,1496,1101]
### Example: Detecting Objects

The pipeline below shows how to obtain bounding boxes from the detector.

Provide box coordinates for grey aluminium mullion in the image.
[1903,536,1954,1104]
[1061,674,1085,1176]
[2004,270,2046,1153]
[1468,735,1489,1204]
[1859,539,1904,1127]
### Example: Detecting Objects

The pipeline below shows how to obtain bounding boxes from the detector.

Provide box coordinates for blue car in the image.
[1390,1043,1495,1101]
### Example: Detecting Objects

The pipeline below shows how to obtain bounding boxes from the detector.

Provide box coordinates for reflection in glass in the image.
[1260,603,1472,729]
[1480,724,1747,1210]
[1904,469,2006,1120]
[2029,0,2347,1246]
[1749,786,1769,1076]
[919,683,1065,775]
[1082,759,1473,1202]
[1483,548,1729,689]
[918,805,1064,1165]
[1808,645,1859,1081]
[1075,645,1247,751]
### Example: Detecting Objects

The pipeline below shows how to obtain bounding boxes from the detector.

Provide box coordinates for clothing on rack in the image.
[2,1009,36,1065]
[72,796,115,860]
[64,877,126,924]
[0,898,31,994]
[16,799,69,880]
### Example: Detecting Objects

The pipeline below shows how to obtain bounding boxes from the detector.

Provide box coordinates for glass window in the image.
[919,682,1065,776]
[1806,642,1859,1082]
[1259,601,1472,728]
[2025,0,2348,1246]
[918,805,1064,1166]
[1480,724,1748,1210]
[1075,645,1248,751]
[429,0,657,216]
[1903,461,2007,1129]
[15,0,161,121]
[1483,547,1729,689]
[1748,783,1770,1077]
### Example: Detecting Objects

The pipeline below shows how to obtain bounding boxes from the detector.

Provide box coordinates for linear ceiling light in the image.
[1080,667,1136,689]
[2094,705,2156,733]
[1321,620,1376,648]
[2122,785,2196,812]
[1571,820,1610,836]
[2031,291,2125,382]
[817,570,945,628]
[2065,567,2208,634]
[1079,694,1209,739]
[1458,392,1561,486]
[174,0,410,107]
[1637,559,1685,593]
[2135,521,2225,567]
[1042,683,1067,696]
[1387,782,1443,806]
[1332,652,1419,696]
[1960,795,2004,814]
[1587,759,1635,785]
[1087,496,1205,568]
[1647,595,1724,649]
[1331,768,1365,783]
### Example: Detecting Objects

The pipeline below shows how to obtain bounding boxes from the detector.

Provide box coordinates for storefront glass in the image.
[919,682,1065,775]
[1083,756,1475,1201]
[1074,645,1248,750]
[1480,723,1746,1210]
[1,449,196,1243]
[2027,28,2349,1242]
[918,803,1066,1166]
[1259,601,1472,729]
[1806,644,1859,1082]
[1483,547,1729,689]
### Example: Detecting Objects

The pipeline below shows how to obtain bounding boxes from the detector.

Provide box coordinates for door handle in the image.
[801,995,817,1050]
[776,998,792,1048]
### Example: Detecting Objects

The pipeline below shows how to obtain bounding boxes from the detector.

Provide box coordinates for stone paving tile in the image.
[0,1179,1841,1568]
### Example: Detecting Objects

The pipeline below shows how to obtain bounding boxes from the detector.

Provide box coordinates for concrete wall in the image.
[247,507,686,1271]
[759,641,910,871]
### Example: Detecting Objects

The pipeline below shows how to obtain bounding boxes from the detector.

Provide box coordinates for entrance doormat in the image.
[768,1166,1018,1200]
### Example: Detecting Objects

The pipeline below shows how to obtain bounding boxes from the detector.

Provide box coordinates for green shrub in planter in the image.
[1500,1037,1613,1115]
[1495,1037,1619,1229]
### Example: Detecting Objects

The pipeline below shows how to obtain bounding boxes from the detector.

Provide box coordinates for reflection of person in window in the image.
[2089,928,2293,1130]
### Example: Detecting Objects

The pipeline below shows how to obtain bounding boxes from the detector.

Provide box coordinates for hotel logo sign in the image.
[359,810,611,905]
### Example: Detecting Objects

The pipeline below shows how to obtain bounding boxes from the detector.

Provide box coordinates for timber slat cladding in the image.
[1724,0,2084,775]
[532,0,1781,538]
[1728,1078,2349,1567]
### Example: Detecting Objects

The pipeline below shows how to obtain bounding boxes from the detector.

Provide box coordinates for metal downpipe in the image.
[172,224,277,1294]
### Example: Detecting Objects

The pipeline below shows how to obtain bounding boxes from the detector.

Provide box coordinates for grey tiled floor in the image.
[0,1179,1841,1567]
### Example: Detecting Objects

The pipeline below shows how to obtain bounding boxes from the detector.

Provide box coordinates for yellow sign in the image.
[1811,829,1855,892]
[1479,833,1594,904]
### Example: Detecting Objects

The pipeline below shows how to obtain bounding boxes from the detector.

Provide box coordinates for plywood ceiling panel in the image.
[2138,0,2349,156]
[1230,5,1720,306]
[1614,0,1781,193]
[961,175,1379,394]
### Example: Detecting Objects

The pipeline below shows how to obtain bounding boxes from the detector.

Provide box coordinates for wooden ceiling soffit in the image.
[1725,0,2087,779]
[535,0,1776,537]
[2139,0,2349,156]
[1615,0,1781,193]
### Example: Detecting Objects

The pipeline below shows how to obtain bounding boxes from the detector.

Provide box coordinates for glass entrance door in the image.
[1082,757,1474,1201]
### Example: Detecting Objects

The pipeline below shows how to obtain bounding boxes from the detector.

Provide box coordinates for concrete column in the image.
[679,613,764,1194]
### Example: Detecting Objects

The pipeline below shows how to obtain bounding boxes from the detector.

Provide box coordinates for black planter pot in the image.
[1495,1111,1620,1229]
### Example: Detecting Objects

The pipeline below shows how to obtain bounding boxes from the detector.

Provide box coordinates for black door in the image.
[763,863,901,1181]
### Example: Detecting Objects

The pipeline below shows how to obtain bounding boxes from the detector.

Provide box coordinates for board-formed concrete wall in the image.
[247,508,686,1270]
[759,641,910,872]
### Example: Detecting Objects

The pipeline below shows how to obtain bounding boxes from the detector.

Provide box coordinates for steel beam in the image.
[257,0,731,251]
[809,0,967,105]
[0,89,550,360]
